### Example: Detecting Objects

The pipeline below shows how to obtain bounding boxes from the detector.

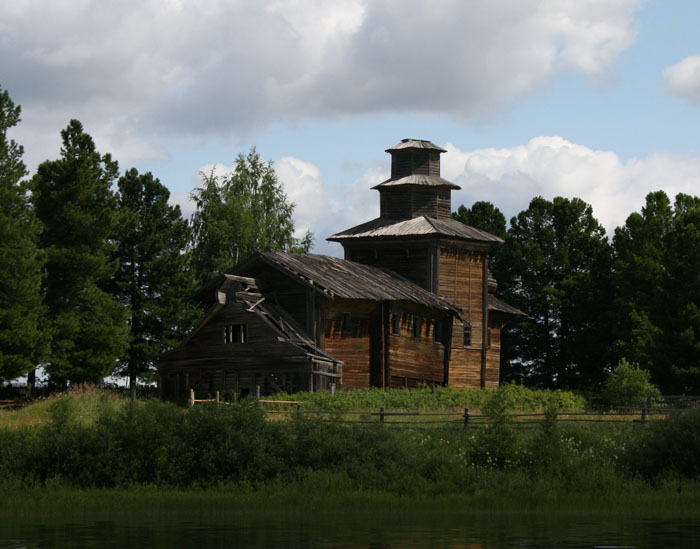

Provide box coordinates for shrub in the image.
[604,359,661,407]
[624,407,700,479]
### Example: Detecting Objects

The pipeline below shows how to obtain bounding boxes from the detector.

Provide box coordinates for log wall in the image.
[387,311,445,387]
[438,249,487,388]
[346,246,430,290]
[322,301,377,389]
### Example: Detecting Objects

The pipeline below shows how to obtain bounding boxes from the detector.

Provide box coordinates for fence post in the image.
[380,406,385,424]
[255,385,261,401]
[296,403,302,417]
[330,383,336,396]
[463,408,470,430]
[188,388,195,408]
[215,391,220,403]
[641,398,647,423]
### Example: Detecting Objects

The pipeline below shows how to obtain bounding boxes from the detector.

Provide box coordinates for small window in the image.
[391,314,400,335]
[224,324,248,344]
[433,320,442,343]
[413,317,423,339]
[341,312,352,336]
[463,323,472,347]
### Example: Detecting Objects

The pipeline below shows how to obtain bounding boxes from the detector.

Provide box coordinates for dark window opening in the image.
[463,323,472,347]
[487,328,491,349]
[391,314,400,335]
[341,312,352,336]
[413,317,423,339]
[224,324,248,344]
[433,320,442,343]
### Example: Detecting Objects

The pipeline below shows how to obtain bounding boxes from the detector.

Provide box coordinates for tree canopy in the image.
[190,147,312,285]
[112,168,198,386]
[31,120,129,384]
[614,191,700,393]
[0,87,48,381]
[486,196,614,388]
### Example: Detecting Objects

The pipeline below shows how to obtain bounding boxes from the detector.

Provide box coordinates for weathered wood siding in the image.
[379,188,450,221]
[157,299,320,398]
[439,249,486,388]
[387,312,445,387]
[322,301,377,389]
[485,322,503,388]
[345,246,430,290]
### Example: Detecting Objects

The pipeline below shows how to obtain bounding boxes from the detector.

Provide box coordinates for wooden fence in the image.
[187,389,678,428]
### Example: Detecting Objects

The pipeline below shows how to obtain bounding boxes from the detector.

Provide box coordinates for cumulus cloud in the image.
[664,54,700,105]
[443,137,700,235]
[1,0,640,165]
[173,137,700,256]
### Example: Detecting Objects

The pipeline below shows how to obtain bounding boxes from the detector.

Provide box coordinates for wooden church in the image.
[157,139,522,399]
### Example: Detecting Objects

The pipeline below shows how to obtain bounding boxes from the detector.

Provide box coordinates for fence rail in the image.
[186,389,685,428]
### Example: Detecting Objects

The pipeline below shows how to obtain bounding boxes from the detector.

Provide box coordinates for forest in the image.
[2,84,700,394]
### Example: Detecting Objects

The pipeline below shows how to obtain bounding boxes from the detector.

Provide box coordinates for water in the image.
[2,513,699,548]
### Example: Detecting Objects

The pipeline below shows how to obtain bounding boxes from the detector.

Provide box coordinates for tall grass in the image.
[0,385,698,504]
[263,383,586,412]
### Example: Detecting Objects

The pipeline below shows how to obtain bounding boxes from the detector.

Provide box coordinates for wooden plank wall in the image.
[322,302,375,389]
[348,247,429,290]
[485,321,503,388]
[387,312,445,387]
[438,249,486,389]
[158,300,319,398]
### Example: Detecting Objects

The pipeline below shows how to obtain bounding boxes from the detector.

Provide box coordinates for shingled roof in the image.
[327,215,503,243]
[372,174,460,190]
[241,251,460,314]
[386,139,447,152]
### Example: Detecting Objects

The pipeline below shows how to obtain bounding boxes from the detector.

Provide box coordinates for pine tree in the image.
[614,191,700,392]
[31,120,129,384]
[0,87,48,381]
[190,147,313,284]
[496,196,614,388]
[113,168,197,387]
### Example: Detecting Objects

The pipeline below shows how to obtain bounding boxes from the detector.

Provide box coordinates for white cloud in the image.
[1,0,641,166]
[444,137,700,235]
[664,54,700,105]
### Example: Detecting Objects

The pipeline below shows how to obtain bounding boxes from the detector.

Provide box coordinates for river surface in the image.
[1,513,699,548]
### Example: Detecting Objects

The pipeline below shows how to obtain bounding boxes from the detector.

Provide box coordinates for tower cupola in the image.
[374,139,460,221]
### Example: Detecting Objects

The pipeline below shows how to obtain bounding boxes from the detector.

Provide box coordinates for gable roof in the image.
[238,251,460,314]
[158,274,339,365]
[327,216,503,243]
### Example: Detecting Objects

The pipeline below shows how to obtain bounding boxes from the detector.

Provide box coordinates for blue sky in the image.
[3,0,700,256]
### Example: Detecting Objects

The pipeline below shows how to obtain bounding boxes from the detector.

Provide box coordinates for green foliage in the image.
[604,359,661,407]
[112,168,198,384]
[31,120,129,383]
[0,86,48,380]
[264,385,585,412]
[613,190,700,392]
[2,388,700,495]
[189,147,313,284]
[496,196,614,389]
[625,408,700,479]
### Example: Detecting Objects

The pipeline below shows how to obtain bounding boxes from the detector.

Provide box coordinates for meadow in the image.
[1,384,699,519]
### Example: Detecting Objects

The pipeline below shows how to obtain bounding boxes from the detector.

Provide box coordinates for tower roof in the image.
[385,139,447,153]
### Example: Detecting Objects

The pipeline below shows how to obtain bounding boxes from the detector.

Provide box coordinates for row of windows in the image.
[223,324,248,344]
[391,314,443,343]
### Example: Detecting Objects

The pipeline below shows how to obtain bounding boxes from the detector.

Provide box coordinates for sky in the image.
[2,0,700,256]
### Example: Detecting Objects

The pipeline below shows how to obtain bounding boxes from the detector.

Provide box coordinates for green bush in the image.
[624,407,700,479]
[604,359,661,407]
